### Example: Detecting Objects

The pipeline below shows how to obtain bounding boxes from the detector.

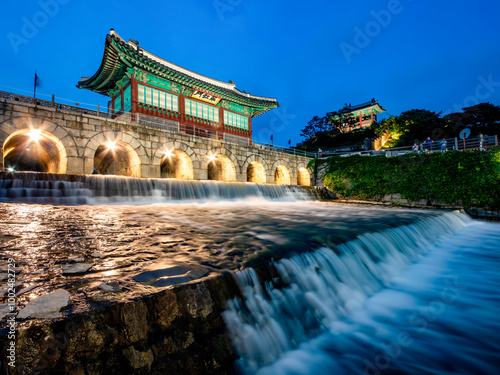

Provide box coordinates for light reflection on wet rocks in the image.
[0,201,443,323]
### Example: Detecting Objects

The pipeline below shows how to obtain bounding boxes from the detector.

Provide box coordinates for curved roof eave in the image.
[78,30,279,108]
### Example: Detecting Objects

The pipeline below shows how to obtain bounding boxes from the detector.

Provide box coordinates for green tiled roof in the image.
[78,30,279,117]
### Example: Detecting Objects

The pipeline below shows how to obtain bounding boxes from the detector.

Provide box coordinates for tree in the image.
[443,102,500,137]
[372,116,402,148]
[327,109,357,134]
[396,109,447,145]
[300,115,329,140]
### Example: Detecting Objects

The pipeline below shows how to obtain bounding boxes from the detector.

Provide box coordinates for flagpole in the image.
[33,70,37,105]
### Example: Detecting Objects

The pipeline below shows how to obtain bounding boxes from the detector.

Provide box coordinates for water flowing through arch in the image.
[93,140,141,177]
[274,165,291,185]
[160,149,193,179]
[2,128,67,174]
[246,161,266,183]
[297,167,311,186]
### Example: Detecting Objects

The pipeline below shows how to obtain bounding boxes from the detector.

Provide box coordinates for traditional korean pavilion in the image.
[328,99,385,132]
[78,29,279,141]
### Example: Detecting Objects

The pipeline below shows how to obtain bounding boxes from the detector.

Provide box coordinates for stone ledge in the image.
[0,272,240,375]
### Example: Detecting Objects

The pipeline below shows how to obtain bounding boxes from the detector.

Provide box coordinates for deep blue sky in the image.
[1,0,499,146]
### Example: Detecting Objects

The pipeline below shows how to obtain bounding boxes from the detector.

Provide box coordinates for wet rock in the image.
[150,290,180,327]
[133,264,209,287]
[161,330,194,354]
[0,304,11,320]
[62,263,94,275]
[16,284,38,296]
[17,289,70,319]
[0,282,20,296]
[97,282,122,292]
[178,283,213,319]
[120,301,149,343]
[122,346,154,369]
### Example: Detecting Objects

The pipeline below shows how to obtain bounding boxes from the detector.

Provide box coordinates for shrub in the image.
[322,147,500,209]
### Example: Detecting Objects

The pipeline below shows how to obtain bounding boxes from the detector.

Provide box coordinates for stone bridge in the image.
[0,100,313,185]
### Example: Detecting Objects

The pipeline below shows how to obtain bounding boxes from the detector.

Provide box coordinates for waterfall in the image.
[0,172,319,204]
[223,211,471,373]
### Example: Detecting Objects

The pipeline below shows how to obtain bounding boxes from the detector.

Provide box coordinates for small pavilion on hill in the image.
[328,99,385,132]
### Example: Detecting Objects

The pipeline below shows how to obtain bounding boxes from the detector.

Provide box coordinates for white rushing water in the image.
[0,173,318,204]
[223,212,500,374]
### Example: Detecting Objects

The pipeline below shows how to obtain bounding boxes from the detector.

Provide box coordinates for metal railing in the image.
[320,135,498,158]
[224,133,251,146]
[0,89,112,119]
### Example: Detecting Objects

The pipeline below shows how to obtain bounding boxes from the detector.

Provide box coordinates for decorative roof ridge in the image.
[326,99,385,117]
[336,99,385,112]
[109,29,277,103]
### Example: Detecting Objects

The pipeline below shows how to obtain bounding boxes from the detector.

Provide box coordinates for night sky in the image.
[1,0,499,146]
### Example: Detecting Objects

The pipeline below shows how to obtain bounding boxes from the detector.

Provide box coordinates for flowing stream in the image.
[224,212,500,374]
[0,172,318,204]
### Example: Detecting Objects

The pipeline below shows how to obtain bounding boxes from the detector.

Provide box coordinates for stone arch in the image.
[160,150,194,179]
[297,167,311,186]
[203,152,237,182]
[2,128,67,174]
[0,116,79,173]
[83,131,148,177]
[241,154,269,183]
[153,141,195,180]
[199,147,239,181]
[270,159,293,185]
[152,141,196,167]
[274,165,291,185]
[295,161,313,186]
[246,161,266,183]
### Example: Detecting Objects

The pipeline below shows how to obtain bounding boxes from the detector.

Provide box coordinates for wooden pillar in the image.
[179,92,186,124]
[219,105,224,140]
[120,87,124,115]
[131,76,138,114]
[248,115,252,140]
[130,77,138,122]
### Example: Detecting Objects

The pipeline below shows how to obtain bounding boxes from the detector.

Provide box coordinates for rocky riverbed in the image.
[0,201,446,374]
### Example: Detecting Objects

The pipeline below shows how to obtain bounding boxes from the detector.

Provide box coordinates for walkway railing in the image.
[321,135,498,158]
[0,89,112,119]
[0,89,316,158]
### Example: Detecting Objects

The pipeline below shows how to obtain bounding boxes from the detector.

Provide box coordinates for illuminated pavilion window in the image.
[224,110,249,130]
[123,85,132,113]
[138,84,179,111]
[114,94,121,114]
[185,98,219,122]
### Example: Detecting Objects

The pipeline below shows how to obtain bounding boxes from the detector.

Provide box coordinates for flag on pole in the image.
[270,134,273,142]
[288,139,291,145]
[33,70,41,104]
